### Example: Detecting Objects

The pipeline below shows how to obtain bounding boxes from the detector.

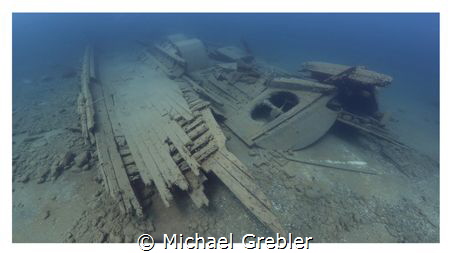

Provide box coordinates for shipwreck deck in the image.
[77,46,285,234]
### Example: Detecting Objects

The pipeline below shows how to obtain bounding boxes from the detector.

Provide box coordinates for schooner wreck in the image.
[76,34,395,235]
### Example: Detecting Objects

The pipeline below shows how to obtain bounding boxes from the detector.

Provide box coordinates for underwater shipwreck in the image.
[76,34,408,235]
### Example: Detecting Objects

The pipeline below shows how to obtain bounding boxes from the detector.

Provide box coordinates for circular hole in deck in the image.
[268,91,299,112]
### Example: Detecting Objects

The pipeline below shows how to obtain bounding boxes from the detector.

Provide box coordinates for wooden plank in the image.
[83,45,142,215]
[190,133,213,152]
[218,150,256,181]
[147,102,190,156]
[95,130,126,212]
[104,134,142,216]
[92,84,142,216]
[200,108,227,147]
[269,77,335,93]
[194,104,285,234]
[187,124,209,141]
[183,76,225,107]
[121,154,135,166]
[123,134,153,185]
[122,120,173,207]
[167,119,192,146]
[205,156,286,235]
[190,101,210,112]
[94,54,154,187]
[183,117,204,133]
[135,110,190,191]
[81,47,95,132]
[119,148,132,156]
[165,93,195,121]
[148,85,194,122]
[168,135,201,176]
[302,61,350,76]
[302,61,392,87]
[336,117,408,148]
[193,143,218,163]
[212,150,271,210]
[77,93,89,144]
[207,77,240,104]
[131,119,175,187]
[176,76,287,235]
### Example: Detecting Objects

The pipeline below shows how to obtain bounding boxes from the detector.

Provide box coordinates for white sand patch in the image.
[321,160,367,167]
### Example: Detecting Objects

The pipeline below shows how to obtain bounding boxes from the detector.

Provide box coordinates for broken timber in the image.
[80,44,286,235]
[337,111,409,149]
[77,46,96,145]
[79,46,142,216]
[177,82,286,235]
[302,61,393,87]
[269,77,335,93]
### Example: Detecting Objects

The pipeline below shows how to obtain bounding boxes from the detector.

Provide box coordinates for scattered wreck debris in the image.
[153,36,341,150]
[299,61,405,147]
[77,33,405,235]
[78,43,285,234]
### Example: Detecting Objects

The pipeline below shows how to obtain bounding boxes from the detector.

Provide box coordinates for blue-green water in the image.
[11,13,440,243]
[13,13,439,156]
[13,13,439,95]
